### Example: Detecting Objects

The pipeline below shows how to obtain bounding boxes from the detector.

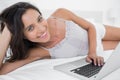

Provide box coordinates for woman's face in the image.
[22,9,50,43]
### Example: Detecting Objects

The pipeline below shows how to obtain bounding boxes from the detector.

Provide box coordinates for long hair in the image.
[0,2,42,62]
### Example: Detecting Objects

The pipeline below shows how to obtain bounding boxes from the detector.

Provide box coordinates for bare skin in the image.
[102,25,120,50]
[0,26,11,68]
[0,8,120,74]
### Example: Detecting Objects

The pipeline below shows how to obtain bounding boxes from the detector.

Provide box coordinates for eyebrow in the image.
[37,15,41,21]
[24,15,41,31]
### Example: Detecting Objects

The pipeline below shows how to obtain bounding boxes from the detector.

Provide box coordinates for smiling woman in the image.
[0,2,50,74]
[22,9,50,43]
[0,2,120,74]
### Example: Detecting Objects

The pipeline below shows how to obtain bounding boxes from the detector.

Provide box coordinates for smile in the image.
[40,32,47,39]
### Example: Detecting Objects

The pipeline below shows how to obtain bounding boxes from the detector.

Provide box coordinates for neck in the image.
[39,35,59,48]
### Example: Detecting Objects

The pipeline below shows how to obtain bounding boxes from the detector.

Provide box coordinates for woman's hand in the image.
[86,53,104,66]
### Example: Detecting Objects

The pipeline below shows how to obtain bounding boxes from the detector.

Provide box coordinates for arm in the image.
[0,26,11,70]
[0,56,40,75]
[0,47,50,75]
[51,8,104,66]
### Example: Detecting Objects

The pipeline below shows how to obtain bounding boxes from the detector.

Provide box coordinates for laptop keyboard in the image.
[70,63,104,78]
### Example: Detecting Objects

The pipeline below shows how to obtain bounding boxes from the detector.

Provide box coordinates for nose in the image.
[36,19,47,35]
[36,24,46,35]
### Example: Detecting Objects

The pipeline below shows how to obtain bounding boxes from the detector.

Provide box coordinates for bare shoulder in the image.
[50,8,73,20]
[51,8,66,17]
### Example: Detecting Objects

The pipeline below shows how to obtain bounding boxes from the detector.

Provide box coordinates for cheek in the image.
[24,32,36,40]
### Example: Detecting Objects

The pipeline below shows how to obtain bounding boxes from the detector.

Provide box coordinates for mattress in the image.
[0,50,120,80]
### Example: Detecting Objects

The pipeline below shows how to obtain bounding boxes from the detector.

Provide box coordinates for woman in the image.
[0,2,120,74]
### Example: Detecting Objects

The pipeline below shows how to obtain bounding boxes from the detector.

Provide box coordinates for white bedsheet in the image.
[0,50,120,80]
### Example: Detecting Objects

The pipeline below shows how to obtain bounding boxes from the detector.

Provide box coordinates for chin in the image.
[42,39,49,43]
[41,35,50,43]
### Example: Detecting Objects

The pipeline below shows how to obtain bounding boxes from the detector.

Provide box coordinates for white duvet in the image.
[0,50,120,80]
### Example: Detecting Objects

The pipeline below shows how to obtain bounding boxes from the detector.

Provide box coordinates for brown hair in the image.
[0,2,42,62]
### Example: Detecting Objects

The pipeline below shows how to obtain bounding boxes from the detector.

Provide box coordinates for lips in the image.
[40,32,47,39]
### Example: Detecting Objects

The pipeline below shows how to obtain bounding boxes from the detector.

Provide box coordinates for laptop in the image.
[54,42,120,80]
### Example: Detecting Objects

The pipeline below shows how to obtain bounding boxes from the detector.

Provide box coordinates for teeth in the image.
[40,32,46,38]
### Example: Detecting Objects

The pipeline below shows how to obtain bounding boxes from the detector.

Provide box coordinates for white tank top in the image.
[6,18,105,60]
[45,20,89,58]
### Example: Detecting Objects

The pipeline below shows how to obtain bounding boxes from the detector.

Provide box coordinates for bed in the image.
[0,10,120,80]
[1,50,120,80]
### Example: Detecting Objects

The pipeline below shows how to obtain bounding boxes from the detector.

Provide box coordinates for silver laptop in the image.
[54,42,120,80]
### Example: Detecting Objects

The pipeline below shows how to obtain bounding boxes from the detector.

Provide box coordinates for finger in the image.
[93,58,97,66]
[86,56,92,63]
[97,57,101,66]
[98,57,104,66]
[100,57,104,65]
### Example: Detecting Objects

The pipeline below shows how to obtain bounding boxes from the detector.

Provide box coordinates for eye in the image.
[27,25,34,31]
[38,16,43,22]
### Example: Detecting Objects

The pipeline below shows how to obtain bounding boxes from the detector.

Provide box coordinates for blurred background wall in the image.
[0,0,120,26]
